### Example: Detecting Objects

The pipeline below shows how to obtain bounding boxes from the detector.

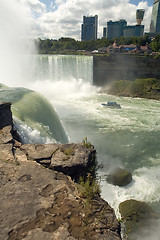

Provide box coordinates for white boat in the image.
[101,101,121,108]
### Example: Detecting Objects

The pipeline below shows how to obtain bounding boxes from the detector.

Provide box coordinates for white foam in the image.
[14,118,55,144]
[29,78,99,100]
[100,166,160,218]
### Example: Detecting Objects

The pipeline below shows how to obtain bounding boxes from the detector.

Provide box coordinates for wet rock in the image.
[119,199,159,236]
[106,167,132,186]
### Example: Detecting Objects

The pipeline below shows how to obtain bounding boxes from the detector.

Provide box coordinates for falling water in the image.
[1,1,160,239]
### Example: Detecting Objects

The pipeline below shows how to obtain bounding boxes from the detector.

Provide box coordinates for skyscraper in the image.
[81,15,98,41]
[136,9,145,25]
[123,25,144,38]
[150,0,160,33]
[106,19,127,39]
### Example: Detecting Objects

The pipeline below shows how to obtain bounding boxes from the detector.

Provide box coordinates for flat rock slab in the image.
[0,155,121,240]
[0,158,78,240]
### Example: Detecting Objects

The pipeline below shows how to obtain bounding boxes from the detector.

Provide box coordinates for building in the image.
[150,0,160,33]
[136,9,145,25]
[104,9,145,39]
[106,19,127,39]
[103,27,107,38]
[123,25,144,38]
[81,15,98,41]
[106,42,152,55]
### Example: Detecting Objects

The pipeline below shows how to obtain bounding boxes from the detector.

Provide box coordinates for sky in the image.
[19,0,154,40]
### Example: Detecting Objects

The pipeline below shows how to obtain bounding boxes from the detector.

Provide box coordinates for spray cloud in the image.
[0,0,36,87]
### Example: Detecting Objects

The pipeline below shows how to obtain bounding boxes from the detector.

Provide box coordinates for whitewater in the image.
[1,54,160,213]
[1,1,160,238]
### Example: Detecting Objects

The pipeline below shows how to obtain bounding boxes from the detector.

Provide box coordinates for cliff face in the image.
[0,103,121,240]
[93,55,160,87]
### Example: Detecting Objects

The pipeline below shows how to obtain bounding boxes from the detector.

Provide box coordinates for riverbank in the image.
[103,78,160,101]
[0,102,121,240]
[93,55,160,87]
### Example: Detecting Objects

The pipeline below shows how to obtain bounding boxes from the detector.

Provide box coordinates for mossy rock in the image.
[106,167,132,186]
[119,199,158,235]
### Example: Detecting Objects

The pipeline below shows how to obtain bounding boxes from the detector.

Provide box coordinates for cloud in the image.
[22,0,47,14]
[21,0,153,39]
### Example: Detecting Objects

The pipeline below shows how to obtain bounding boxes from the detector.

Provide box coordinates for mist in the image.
[0,0,36,87]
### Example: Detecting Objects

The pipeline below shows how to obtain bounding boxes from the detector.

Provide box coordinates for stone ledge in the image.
[0,103,121,240]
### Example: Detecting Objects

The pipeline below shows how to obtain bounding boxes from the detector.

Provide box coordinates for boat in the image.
[101,101,121,108]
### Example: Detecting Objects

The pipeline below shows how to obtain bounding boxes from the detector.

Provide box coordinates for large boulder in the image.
[119,199,159,237]
[106,167,132,186]
[20,143,96,180]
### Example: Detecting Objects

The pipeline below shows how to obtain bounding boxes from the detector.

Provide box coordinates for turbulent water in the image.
[0,84,68,144]
[1,54,160,239]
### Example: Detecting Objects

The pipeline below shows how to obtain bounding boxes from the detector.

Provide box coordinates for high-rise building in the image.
[103,27,107,38]
[136,9,145,25]
[106,20,127,39]
[123,25,144,38]
[150,0,160,33]
[81,15,98,41]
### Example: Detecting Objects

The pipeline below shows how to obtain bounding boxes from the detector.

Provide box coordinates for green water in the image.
[1,54,160,239]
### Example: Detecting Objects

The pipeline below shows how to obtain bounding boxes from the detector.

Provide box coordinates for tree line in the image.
[36,34,160,54]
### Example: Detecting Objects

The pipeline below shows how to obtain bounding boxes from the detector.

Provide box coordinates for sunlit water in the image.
[1,54,160,239]
[27,56,160,214]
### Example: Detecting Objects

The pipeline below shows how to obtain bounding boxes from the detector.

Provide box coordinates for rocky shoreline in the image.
[0,102,121,240]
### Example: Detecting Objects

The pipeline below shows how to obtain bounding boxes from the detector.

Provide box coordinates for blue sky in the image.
[129,0,153,6]
[23,0,153,40]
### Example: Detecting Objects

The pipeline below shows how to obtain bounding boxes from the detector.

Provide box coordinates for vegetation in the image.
[109,78,160,100]
[63,147,74,156]
[77,138,101,214]
[77,174,101,217]
[78,174,101,200]
[36,34,160,54]
[150,34,160,52]
[82,137,92,149]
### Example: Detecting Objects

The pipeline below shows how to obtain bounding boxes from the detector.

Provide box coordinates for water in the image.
[1,54,160,239]
[1,0,160,238]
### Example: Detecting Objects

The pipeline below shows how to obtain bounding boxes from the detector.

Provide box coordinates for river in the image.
[1,54,160,239]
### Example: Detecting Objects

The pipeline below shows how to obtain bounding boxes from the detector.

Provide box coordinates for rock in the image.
[0,102,13,129]
[0,149,121,240]
[0,125,13,144]
[119,199,159,236]
[19,143,96,180]
[50,143,96,179]
[0,102,121,240]
[20,144,59,160]
[106,167,132,186]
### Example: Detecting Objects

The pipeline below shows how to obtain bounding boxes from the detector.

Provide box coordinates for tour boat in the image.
[101,101,121,108]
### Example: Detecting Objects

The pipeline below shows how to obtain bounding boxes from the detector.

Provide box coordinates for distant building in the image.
[106,19,127,39]
[123,25,144,38]
[150,0,160,33]
[104,9,145,39]
[103,27,107,38]
[106,42,152,55]
[81,15,98,41]
[136,9,145,25]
